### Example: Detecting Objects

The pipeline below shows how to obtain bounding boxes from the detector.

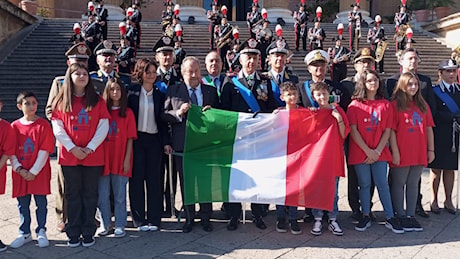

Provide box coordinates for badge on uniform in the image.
[257,79,268,101]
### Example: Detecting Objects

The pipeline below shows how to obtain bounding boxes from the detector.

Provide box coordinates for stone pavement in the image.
[0,159,459,259]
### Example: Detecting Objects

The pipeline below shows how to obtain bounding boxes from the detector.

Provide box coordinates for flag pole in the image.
[168,153,175,218]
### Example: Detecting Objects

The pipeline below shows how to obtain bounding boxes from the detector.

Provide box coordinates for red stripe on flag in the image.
[285,109,344,211]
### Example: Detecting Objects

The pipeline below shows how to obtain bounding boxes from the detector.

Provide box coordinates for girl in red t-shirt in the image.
[51,63,110,247]
[389,72,435,232]
[0,98,15,252]
[347,70,403,234]
[97,78,137,238]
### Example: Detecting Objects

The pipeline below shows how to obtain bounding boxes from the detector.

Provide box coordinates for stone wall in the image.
[422,12,460,50]
[0,0,37,46]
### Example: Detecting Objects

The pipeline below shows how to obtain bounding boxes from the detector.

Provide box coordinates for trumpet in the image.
[216,26,234,49]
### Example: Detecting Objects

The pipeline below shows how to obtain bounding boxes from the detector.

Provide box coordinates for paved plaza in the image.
[0,159,459,259]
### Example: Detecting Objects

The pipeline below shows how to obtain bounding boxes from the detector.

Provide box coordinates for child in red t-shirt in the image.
[309,82,350,237]
[389,72,435,232]
[347,70,403,234]
[97,78,137,238]
[51,63,110,247]
[10,92,55,249]
[0,98,15,252]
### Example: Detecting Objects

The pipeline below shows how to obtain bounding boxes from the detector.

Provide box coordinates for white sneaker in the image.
[37,229,49,248]
[148,224,159,231]
[10,234,32,248]
[311,220,322,236]
[97,226,111,236]
[328,220,344,236]
[138,225,150,232]
[114,227,126,238]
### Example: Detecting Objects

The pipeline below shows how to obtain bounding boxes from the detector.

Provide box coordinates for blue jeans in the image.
[17,195,47,235]
[98,174,129,229]
[355,162,394,219]
[312,177,340,220]
[275,205,298,221]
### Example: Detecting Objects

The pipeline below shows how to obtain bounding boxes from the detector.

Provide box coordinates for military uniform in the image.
[117,38,135,87]
[95,1,109,40]
[173,38,186,74]
[394,7,410,51]
[308,18,326,51]
[367,20,385,73]
[294,3,308,51]
[247,2,262,39]
[82,14,102,72]
[90,40,122,93]
[328,36,351,83]
[257,20,273,72]
[348,4,362,51]
[131,5,143,48]
[216,21,233,72]
[207,3,222,50]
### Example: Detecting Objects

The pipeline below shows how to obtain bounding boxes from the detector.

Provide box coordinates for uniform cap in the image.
[65,43,91,60]
[73,22,81,30]
[304,49,329,65]
[153,36,175,53]
[353,47,376,63]
[438,59,458,70]
[267,39,289,55]
[299,0,306,8]
[238,38,260,55]
[252,0,260,7]
[94,40,117,55]
[375,15,382,23]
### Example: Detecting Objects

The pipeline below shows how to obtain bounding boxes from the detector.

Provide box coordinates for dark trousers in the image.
[62,165,102,239]
[332,63,348,84]
[129,132,163,227]
[228,202,264,220]
[175,155,212,223]
[219,45,230,72]
[55,161,66,223]
[295,29,307,50]
[161,153,177,214]
[101,24,108,40]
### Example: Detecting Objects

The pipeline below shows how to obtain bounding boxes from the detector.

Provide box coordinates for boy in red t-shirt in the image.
[10,92,55,249]
[309,82,350,236]
[0,98,15,252]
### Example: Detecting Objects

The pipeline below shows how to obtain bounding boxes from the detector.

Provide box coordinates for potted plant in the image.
[432,0,456,19]
[408,0,431,22]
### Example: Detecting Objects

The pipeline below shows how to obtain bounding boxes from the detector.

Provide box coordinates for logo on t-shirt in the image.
[20,137,34,161]
[108,121,119,136]
[370,111,379,126]
[72,108,91,131]
[408,111,422,133]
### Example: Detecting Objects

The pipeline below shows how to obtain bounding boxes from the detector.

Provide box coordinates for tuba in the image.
[375,41,388,62]
[394,24,410,43]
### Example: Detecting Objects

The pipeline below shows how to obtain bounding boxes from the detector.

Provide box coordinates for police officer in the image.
[293,1,308,51]
[221,38,278,231]
[328,36,351,83]
[90,40,121,94]
[348,3,362,51]
[45,43,92,232]
[265,38,299,107]
[95,0,109,40]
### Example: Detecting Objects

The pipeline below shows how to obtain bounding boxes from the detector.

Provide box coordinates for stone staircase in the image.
[0,18,453,122]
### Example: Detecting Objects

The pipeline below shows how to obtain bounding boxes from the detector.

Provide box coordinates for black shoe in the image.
[445,207,456,215]
[295,48,299,51]
[385,217,404,234]
[276,218,287,233]
[355,216,371,232]
[369,211,377,222]
[351,211,362,221]
[303,213,314,223]
[254,216,267,230]
[431,206,441,215]
[162,211,172,218]
[82,236,95,247]
[415,206,429,218]
[0,240,7,252]
[289,220,302,235]
[182,221,194,233]
[400,217,414,232]
[201,220,213,232]
[227,218,238,231]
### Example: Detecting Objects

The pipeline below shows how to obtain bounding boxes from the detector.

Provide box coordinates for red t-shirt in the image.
[11,118,55,197]
[103,108,137,177]
[390,101,435,167]
[335,106,350,177]
[347,99,393,165]
[0,120,15,195]
[52,96,110,166]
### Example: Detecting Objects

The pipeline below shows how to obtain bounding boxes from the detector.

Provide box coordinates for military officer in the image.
[221,39,278,231]
[90,40,121,93]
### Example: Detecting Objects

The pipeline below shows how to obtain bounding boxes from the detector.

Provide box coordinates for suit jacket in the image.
[221,71,278,113]
[157,67,182,88]
[127,84,170,146]
[202,73,226,94]
[162,83,220,151]
[385,73,436,113]
[297,79,351,111]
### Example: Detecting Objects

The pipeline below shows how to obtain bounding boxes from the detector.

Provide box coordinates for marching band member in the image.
[394,1,411,51]
[368,15,386,74]
[117,35,135,88]
[70,22,85,45]
[308,8,326,51]
[247,0,262,39]
[293,0,308,52]
[206,0,221,50]
[328,33,351,84]
[257,19,273,72]
[348,2,362,51]
[95,0,108,40]
[216,17,233,72]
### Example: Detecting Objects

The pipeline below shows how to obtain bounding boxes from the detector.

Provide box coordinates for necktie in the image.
[190,88,198,105]
[164,71,171,81]
[213,77,218,88]
[247,75,253,87]
[276,74,281,85]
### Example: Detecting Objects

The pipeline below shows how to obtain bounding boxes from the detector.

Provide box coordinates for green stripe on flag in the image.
[183,105,239,205]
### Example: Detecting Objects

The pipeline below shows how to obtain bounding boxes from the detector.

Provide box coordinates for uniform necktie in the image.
[276,74,281,85]
[190,88,198,105]
[164,71,171,81]
[213,77,218,88]
[247,75,253,87]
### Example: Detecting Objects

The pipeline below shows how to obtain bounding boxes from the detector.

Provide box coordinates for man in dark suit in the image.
[384,47,436,218]
[221,38,278,231]
[163,56,220,233]
[202,51,225,95]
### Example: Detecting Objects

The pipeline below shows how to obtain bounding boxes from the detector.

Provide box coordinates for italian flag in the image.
[183,105,344,211]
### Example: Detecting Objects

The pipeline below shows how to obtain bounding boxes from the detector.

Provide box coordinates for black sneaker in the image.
[67,237,80,248]
[276,218,287,233]
[303,213,314,223]
[410,217,423,232]
[355,215,371,232]
[385,217,404,234]
[289,220,302,235]
[400,217,414,232]
[82,236,95,247]
[0,240,6,252]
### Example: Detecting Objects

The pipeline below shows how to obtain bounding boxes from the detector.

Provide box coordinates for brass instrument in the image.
[375,41,388,62]
[454,45,460,65]
[394,24,410,43]
[217,26,235,49]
